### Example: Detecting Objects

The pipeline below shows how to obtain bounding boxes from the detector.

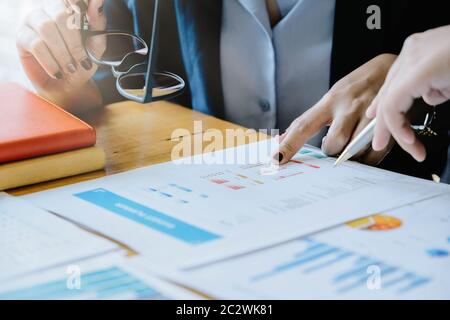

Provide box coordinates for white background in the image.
[0,0,41,87]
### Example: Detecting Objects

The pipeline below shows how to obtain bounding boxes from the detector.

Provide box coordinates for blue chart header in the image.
[75,188,221,245]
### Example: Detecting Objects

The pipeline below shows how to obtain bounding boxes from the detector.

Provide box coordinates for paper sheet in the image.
[0,193,117,282]
[169,194,450,299]
[0,253,199,300]
[24,141,450,269]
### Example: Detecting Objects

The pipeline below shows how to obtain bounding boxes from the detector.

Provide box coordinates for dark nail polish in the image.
[55,71,63,80]
[81,58,93,70]
[98,5,104,14]
[275,152,284,163]
[67,63,77,74]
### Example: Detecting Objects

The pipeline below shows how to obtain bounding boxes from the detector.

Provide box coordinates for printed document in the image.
[24,141,450,269]
[169,194,450,299]
[0,193,116,281]
[0,253,198,300]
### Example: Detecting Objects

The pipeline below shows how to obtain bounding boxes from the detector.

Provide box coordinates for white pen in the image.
[334,118,377,167]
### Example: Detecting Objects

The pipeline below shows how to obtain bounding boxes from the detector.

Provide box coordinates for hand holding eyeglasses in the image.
[17,0,184,110]
[82,0,184,103]
[17,0,106,110]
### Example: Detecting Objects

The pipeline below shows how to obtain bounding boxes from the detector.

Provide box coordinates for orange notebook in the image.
[0,83,96,164]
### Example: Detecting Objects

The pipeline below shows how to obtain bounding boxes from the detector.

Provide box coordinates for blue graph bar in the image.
[75,188,221,245]
[382,273,415,288]
[0,267,160,300]
[333,259,380,283]
[169,183,193,193]
[382,273,431,293]
[275,248,338,271]
[298,149,326,159]
[398,277,431,293]
[159,192,173,198]
[303,252,353,273]
[251,242,340,282]
[294,241,327,257]
[248,239,432,295]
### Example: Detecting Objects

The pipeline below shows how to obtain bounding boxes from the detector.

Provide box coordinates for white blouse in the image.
[221,0,336,146]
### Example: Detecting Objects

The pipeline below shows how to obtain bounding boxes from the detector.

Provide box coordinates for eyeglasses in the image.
[80,0,185,104]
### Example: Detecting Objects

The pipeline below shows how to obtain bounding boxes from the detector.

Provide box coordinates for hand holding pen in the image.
[366,25,450,163]
[336,25,450,167]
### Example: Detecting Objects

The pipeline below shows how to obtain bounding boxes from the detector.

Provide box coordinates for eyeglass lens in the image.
[86,33,148,67]
[85,32,184,102]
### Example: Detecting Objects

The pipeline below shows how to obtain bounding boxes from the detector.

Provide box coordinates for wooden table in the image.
[7,101,266,297]
[9,101,265,196]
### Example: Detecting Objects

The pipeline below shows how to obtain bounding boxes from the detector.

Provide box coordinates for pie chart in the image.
[347,214,402,231]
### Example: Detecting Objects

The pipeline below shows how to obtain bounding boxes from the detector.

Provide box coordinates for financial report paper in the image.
[0,253,198,300]
[170,194,450,299]
[24,141,450,269]
[0,193,117,282]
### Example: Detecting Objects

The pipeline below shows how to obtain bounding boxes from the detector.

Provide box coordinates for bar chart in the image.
[202,149,326,191]
[0,266,165,300]
[249,238,431,295]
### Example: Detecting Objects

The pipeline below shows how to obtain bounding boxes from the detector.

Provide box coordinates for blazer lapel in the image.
[238,0,272,37]
[174,0,225,118]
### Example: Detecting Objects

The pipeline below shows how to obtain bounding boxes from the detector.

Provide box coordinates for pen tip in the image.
[334,153,352,167]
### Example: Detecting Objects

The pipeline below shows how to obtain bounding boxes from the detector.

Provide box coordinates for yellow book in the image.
[0,147,105,191]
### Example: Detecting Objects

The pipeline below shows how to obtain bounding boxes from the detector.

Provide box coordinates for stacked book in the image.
[0,83,105,191]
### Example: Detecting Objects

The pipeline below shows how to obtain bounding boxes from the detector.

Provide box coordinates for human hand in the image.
[16,0,106,108]
[274,54,397,165]
[366,25,450,162]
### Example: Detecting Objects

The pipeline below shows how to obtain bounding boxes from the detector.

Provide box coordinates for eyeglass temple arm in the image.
[143,0,160,103]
